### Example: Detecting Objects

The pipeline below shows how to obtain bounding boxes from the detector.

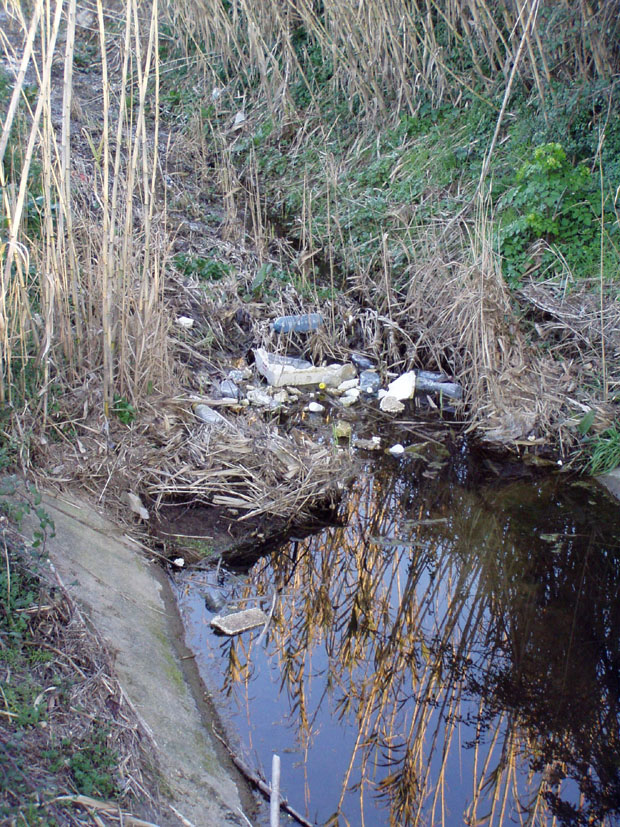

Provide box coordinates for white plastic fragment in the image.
[228,367,252,381]
[194,404,233,427]
[126,491,149,520]
[388,444,405,457]
[354,436,382,451]
[386,371,417,400]
[173,557,185,567]
[176,316,194,328]
[232,110,246,129]
[247,388,280,409]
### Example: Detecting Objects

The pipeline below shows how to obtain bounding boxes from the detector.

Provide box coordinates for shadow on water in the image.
[175,437,620,826]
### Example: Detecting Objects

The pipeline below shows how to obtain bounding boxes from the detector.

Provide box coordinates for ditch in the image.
[172,422,620,826]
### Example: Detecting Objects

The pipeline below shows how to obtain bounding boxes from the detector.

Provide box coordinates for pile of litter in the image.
[137,322,463,529]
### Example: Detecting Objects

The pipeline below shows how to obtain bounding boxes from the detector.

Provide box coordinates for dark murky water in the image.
[175,436,620,826]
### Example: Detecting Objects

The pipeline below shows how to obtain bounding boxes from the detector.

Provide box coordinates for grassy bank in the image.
[160,0,620,457]
[0,0,619,483]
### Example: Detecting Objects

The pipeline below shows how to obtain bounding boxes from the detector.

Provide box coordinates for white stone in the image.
[211,608,268,636]
[337,378,359,392]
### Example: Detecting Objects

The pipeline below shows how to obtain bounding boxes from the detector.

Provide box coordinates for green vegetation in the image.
[112,394,137,425]
[0,482,153,821]
[0,546,121,818]
[157,0,619,467]
[173,253,233,282]
[587,425,620,476]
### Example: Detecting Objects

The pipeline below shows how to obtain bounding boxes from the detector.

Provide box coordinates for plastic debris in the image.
[219,379,240,400]
[351,353,374,371]
[246,388,280,409]
[203,587,226,612]
[228,367,252,382]
[271,313,324,334]
[415,372,462,399]
[254,348,355,388]
[176,316,194,328]
[126,491,149,521]
[194,404,233,428]
[387,371,417,400]
[232,110,246,129]
[354,436,382,451]
[272,389,290,404]
[211,607,268,636]
[378,370,416,412]
[333,420,352,440]
[359,370,381,395]
[388,444,405,457]
[172,557,185,567]
[306,401,325,413]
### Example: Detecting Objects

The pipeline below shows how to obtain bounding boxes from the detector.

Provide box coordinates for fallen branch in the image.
[212,727,313,827]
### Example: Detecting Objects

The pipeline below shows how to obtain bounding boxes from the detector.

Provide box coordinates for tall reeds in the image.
[0,0,169,428]
[173,0,620,120]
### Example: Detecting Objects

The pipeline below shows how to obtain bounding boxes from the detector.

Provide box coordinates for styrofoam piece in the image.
[254,348,355,388]
[386,371,417,400]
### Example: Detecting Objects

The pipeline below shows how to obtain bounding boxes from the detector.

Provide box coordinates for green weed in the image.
[173,253,233,282]
[112,394,137,425]
[586,424,620,476]
[498,142,617,285]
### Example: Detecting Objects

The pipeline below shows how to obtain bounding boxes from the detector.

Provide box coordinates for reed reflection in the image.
[219,453,620,826]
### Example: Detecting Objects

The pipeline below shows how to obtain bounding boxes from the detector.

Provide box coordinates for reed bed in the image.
[0,0,169,419]
[172,0,620,120]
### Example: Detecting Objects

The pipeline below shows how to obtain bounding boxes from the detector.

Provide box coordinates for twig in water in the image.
[254,590,277,648]
[212,727,313,827]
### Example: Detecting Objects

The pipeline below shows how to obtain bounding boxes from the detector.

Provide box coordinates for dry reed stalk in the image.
[0,0,170,425]
[172,0,619,130]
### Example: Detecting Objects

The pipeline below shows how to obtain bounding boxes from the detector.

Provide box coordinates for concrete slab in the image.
[598,467,620,501]
[19,490,248,827]
[211,608,268,636]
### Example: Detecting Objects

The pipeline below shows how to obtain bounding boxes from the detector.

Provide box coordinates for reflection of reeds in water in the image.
[221,466,581,825]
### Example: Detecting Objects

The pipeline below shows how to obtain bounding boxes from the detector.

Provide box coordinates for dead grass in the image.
[0,522,167,825]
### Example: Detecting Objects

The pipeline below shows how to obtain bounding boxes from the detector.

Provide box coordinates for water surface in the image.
[176,437,620,826]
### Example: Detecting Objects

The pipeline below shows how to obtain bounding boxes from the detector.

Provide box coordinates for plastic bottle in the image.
[271,313,324,334]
